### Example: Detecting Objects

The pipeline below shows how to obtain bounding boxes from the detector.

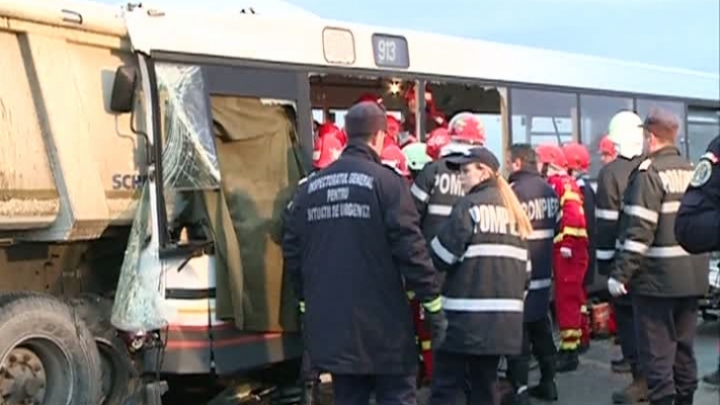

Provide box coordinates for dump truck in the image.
[0,1,310,404]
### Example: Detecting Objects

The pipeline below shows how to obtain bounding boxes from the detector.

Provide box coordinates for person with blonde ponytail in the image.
[427,147,532,405]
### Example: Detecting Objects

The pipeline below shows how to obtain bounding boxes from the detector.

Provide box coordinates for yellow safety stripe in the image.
[560,329,582,338]
[299,301,305,313]
[553,227,588,243]
[581,305,588,314]
[421,340,432,351]
[422,296,443,313]
[560,341,579,350]
[407,291,416,300]
[561,191,582,205]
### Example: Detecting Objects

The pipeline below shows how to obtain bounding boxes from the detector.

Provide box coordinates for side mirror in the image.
[110,65,138,113]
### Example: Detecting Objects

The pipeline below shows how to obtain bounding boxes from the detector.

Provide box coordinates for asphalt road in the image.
[163,318,719,405]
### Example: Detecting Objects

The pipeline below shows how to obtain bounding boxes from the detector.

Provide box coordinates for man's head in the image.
[641,108,680,154]
[507,144,537,174]
[344,101,388,155]
[598,135,617,165]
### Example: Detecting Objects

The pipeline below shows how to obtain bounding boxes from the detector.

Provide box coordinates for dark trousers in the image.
[301,351,320,382]
[613,295,638,368]
[430,351,500,405]
[633,295,699,402]
[506,316,557,389]
[331,373,417,405]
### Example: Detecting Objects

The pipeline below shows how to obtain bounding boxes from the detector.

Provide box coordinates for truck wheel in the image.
[0,292,102,405]
[69,295,139,405]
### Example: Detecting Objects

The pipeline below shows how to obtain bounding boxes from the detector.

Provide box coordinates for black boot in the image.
[702,370,720,387]
[528,380,558,401]
[556,349,579,373]
[299,381,317,405]
[649,395,673,405]
[675,393,694,405]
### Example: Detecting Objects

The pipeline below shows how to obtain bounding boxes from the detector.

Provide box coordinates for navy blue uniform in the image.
[577,177,597,287]
[676,135,720,254]
[504,169,560,396]
[283,143,441,405]
[428,178,529,405]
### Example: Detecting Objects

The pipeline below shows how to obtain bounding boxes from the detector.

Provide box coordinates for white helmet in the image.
[607,111,644,159]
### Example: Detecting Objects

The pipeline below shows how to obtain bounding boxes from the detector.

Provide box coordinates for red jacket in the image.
[547,173,587,249]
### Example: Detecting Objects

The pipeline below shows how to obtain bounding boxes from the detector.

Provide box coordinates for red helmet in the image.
[426,128,451,160]
[317,122,340,140]
[598,135,617,156]
[381,144,410,177]
[535,144,567,169]
[448,112,485,144]
[562,142,590,172]
[312,132,343,169]
[356,93,384,106]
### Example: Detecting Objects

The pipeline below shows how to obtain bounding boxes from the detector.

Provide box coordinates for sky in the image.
[95,0,720,74]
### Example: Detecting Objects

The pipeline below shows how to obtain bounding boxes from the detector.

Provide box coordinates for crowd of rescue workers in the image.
[280,87,720,405]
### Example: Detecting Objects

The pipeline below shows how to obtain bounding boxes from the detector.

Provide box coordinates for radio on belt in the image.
[372,33,410,69]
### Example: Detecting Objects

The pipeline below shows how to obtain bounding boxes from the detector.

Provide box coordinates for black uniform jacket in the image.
[282,142,440,375]
[429,179,529,356]
[595,156,643,276]
[509,170,559,322]
[410,157,465,240]
[676,135,720,254]
[610,146,709,297]
[577,176,597,286]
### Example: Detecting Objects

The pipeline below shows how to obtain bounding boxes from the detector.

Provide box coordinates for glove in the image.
[560,247,572,258]
[607,278,628,297]
[423,309,448,351]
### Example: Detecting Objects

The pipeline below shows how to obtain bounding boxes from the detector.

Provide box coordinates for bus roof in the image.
[3,0,718,102]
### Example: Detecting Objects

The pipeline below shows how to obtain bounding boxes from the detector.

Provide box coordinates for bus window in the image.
[687,107,720,162]
[579,95,633,178]
[510,88,578,147]
[636,99,686,155]
[418,82,506,159]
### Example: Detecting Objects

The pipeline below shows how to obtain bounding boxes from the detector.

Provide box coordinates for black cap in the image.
[640,107,680,139]
[446,147,500,172]
[344,101,387,140]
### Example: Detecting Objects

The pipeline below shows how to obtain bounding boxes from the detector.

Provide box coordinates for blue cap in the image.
[446,147,500,172]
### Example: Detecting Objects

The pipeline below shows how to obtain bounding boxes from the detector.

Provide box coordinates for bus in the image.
[0,0,717,403]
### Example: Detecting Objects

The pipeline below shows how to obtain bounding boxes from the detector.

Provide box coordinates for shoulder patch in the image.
[638,159,652,171]
[690,159,713,188]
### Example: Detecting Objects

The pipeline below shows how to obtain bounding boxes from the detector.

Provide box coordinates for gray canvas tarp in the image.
[209,95,305,332]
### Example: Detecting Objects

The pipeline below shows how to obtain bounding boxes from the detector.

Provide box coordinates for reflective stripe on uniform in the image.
[528,229,555,240]
[646,245,690,258]
[597,249,615,260]
[431,237,457,264]
[442,297,524,312]
[553,226,588,242]
[422,296,443,313]
[623,240,649,254]
[560,191,582,205]
[410,183,430,202]
[427,204,452,216]
[529,278,552,290]
[623,205,659,223]
[596,209,619,220]
[526,260,532,273]
[463,244,528,262]
[660,201,681,213]
[299,301,305,313]
[421,340,432,351]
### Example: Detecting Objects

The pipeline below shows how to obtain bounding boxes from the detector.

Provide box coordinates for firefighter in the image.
[675,135,720,390]
[410,113,486,241]
[594,111,647,403]
[386,115,402,148]
[403,83,447,135]
[428,147,532,405]
[561,142,595,354]
[282,101,446,405]
[403,142,432,180]
[381,142,411,179]
[504,144,560,405]
[608,108,709,405]
[598,135,618,165]
[535,143,588,373]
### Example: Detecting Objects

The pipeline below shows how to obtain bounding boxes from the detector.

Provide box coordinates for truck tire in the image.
[0,292,102,405]
[68,294,140,405]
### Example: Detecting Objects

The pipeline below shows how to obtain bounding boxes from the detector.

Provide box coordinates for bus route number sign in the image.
[372,34,409,69]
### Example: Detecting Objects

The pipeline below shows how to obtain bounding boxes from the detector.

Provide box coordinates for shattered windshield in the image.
[156,64,220,190]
